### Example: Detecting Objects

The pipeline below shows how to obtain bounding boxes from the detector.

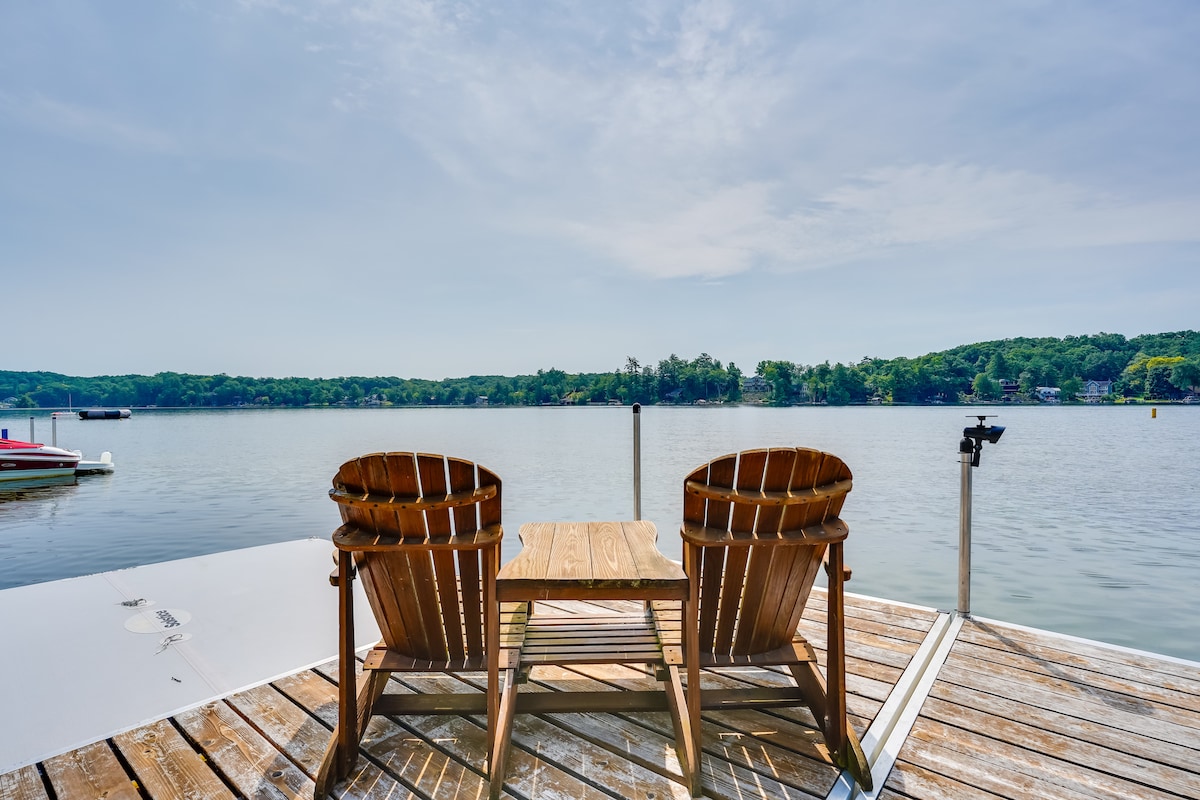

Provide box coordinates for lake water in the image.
[2,405,1196,662]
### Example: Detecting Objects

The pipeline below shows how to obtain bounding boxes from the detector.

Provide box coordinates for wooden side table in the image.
[497,520,688,600]
[489,521,700,798]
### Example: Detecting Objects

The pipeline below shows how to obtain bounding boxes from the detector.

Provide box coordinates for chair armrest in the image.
[332,523,503,551]
[681,518,848,546]
[684,478,851,507]
[330,484,497,513]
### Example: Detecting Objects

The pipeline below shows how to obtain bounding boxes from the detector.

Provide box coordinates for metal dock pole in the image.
[632,403,641,520]
[958,436,974,616]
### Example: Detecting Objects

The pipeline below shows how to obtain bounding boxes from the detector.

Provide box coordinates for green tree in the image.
[829,363,867,404]
[1121,353,1151,397]
[623,357,646,403]
[988,351,1011,381]
[1170,358,1200,394]
[725,362,743,402]
[657,355,686,403]
[807,362,833,404]
[972,373,1002,401]
[886,361,920,403]
[756,360,797,404]
[1146,358,1185,399]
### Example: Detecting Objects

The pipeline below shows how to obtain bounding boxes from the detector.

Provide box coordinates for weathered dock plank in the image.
[0,764,50,800]
[918,695,1200,799]
[938,653,1200,741]
[112,718,237,800]
[42,740,140,800]
[394,670,680,799]
[175,701,315,800]
[519,661,831,798]
[957,620,1200,710]
[224,683,334,780]
[928,679,1200,775]
[278,667,490,800]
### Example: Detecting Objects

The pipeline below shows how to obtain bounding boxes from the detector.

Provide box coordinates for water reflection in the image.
[0,475,79,503]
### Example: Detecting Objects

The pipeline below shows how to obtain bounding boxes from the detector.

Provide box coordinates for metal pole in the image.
[52,414,57,447]
[30,416,35,443]
[632,403,642,520]
[957,438,974,616]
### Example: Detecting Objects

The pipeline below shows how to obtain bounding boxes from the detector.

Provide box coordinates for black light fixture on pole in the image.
[958,415,1005,616]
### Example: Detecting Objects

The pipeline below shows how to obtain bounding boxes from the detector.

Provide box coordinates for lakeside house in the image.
[1078,379,1114,402]
[742,375,769,394]
[1036,386,1061,402]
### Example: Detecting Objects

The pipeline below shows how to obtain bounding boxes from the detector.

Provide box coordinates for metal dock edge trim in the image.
[826,611,964,800]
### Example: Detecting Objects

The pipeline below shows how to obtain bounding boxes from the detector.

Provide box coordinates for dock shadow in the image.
[966,619,1155,717]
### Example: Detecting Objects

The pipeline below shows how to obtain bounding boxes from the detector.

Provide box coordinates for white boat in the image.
[0,438,82,481]
[75,452,115,475]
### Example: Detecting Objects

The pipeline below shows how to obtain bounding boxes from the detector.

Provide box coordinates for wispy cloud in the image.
[562,182,779,279]
[264,1,1200,280]
[1,92,177,154]
[559,161,1200,279]
[807,164,1200,256]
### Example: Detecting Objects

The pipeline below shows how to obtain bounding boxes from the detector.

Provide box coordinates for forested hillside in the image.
[4,331,1198,409]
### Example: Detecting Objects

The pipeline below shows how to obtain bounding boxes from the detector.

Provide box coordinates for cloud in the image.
[560,182,778,279]
[0,92,176,154]
[555,161,1200,280]
[824,163,1200,252]
[256,2,1197,283]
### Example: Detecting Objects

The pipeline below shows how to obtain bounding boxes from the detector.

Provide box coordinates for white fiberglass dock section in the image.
[0,538,380,773]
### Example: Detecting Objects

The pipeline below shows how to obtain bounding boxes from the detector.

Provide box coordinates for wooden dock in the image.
[882,616,1200,800]
[3,592,1197,800]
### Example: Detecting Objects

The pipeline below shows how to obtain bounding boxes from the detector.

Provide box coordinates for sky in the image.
[3,1,1198,381]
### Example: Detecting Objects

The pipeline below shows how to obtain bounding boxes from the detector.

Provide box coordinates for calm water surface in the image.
[2,405,1196,661]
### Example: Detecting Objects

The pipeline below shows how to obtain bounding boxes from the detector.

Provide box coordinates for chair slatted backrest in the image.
[330,452,502,663]
[682,447,852,657]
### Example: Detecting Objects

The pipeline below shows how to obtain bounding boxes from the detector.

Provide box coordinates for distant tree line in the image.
[759,330,1200,405]
[3,331,1198,410]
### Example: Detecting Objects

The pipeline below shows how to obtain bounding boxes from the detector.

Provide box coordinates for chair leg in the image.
[824,542,848,752]
[839,723,873,792]
[683,548,703,795]
[314,731,342,798]
[314,668,389,797]
[823,541,872,790]
[488,650,520,800]
[662,662,700,796]
[786,554,875,792]
[316,549,360,798]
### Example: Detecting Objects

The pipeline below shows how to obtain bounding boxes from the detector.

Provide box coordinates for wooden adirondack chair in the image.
[314,452,508,798]
[679,447,872,791]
